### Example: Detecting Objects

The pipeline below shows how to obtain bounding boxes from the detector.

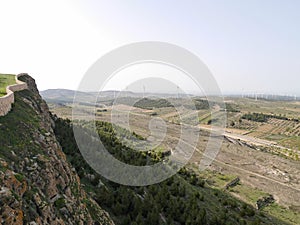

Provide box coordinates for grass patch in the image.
[0,74,16,97]
[0,90,42,164]
[231,184,269,205]
[279,136,300,151]
[263,203,300,225]
[196,169,237,188]
[265,134,288,141]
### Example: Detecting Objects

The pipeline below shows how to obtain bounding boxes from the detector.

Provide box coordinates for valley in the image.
[43,90,300,225]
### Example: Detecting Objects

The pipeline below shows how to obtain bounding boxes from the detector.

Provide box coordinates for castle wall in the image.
[0,74,28,116]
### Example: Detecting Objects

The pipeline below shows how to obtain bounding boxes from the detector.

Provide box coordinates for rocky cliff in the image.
[0,74,114,225]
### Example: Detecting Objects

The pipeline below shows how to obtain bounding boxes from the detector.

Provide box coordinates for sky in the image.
[0,0,299,95]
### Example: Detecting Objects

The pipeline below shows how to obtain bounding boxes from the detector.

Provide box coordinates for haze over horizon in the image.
[0,0,299,95]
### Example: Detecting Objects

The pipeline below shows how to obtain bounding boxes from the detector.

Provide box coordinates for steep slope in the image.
[53,119,289,225]
[0,75,114,225]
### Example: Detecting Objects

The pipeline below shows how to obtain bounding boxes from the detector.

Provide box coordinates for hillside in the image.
[0,75,114,224]
[0,74,294,224]
[42,87,300,224]
[53,119,288,224]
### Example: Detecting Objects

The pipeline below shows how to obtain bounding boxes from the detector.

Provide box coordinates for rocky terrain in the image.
[0,75,114,225]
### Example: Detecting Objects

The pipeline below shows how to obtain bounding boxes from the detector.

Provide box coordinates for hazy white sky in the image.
[0,0,299,95]
[103,63,202,94]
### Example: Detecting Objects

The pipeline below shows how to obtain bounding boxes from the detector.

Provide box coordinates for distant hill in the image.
[41,89,192,105]
[41,89,96,104]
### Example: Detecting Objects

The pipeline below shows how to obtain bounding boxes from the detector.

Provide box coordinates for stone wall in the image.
[0,74,28,116]
[225,177,240,189]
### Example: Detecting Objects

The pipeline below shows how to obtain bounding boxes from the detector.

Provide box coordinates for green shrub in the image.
[54,198,66,209]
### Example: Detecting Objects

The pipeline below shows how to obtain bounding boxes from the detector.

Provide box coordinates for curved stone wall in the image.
[0,74,28,116]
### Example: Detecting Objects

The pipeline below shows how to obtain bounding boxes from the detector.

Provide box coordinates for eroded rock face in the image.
[0,75,114,225]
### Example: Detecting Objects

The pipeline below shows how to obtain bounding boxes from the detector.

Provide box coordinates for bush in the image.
[14,173,24,182]
[54,198,66,209]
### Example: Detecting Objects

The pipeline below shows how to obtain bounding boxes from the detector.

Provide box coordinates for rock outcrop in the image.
[0,74,114,225]
[256,195,275,210]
